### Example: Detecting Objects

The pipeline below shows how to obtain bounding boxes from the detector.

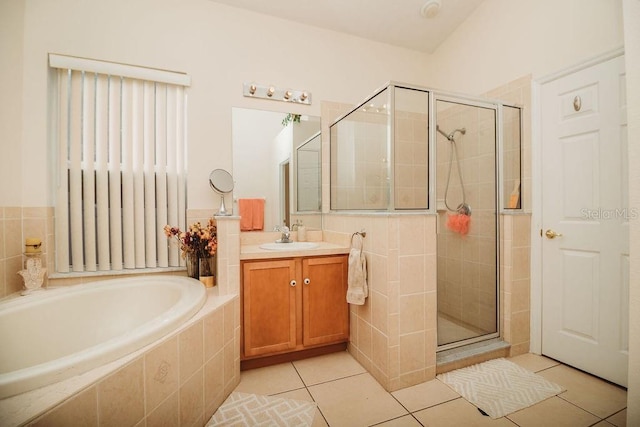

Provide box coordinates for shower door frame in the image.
[432,93,504,352]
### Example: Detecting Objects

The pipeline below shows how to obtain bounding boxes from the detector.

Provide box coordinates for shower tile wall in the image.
[488,75,533,357]
[436,104,498,338]
[395,110,429,209]
[330,91,390,211]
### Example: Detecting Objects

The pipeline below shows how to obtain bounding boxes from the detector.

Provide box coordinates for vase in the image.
[186,252,199,279]
[198,255,216,288]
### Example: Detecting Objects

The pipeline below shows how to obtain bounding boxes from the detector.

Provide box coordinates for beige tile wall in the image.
[0,206,54,298]
[0,208,239,297]
[28,296,240,426]
[501,213,532,357]
[323,213,438,392]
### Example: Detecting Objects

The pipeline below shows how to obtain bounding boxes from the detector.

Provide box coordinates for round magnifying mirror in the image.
[209,169,234,215]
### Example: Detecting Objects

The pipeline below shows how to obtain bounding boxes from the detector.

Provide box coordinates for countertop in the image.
[240,241,350,260]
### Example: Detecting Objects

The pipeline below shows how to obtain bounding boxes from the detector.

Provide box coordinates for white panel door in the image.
[541,55,629,386]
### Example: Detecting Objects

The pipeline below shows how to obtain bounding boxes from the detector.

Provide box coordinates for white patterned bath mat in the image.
[436,358,564,419]
[207,392,317,426]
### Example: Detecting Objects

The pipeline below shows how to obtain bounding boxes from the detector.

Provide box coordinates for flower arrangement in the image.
[164,218,217,259]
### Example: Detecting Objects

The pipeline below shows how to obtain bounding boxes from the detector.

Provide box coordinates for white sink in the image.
[259,242,320,251]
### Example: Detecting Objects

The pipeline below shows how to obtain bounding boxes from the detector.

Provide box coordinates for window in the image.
[49,54,191,273]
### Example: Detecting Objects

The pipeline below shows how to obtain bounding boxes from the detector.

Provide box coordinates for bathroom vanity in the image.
[240,242,349,369]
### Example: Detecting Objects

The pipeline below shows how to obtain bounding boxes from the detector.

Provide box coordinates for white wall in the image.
[4,0,430,209]
[0,1,24,206]
[426,0,624,95]
[623,0,640,421]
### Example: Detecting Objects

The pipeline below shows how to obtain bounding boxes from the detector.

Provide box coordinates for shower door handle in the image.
[545,229,563,239]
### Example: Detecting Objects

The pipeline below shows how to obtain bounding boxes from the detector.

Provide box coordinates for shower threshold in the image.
[436,338,510,374]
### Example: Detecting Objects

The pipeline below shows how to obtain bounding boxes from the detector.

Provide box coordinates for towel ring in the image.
[350,230,366,249]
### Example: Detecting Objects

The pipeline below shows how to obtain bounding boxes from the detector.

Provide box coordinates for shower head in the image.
[436,125,466,142]
[450,128,466,139]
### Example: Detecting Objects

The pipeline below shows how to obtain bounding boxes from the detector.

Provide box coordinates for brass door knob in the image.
[545,229,563,239]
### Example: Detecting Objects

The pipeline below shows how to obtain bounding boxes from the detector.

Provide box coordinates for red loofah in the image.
[446,213,471,235]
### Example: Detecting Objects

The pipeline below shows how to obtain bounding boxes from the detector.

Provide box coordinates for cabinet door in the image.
[302,256,349,346]
[242,259,297,357]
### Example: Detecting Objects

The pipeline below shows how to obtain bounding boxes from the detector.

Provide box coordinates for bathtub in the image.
[0,275,206,399]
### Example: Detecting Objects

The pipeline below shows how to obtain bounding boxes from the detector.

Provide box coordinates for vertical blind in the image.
[50,54,190,273]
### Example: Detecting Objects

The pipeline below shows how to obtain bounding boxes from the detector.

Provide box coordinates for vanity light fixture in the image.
[243,82,312,105]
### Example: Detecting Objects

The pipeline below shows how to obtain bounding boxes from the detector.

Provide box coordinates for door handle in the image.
[545,229,563,239]
[290,280,297,287]
[304,278,310,285]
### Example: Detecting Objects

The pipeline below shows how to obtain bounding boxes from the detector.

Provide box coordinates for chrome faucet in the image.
[274,225,292,243]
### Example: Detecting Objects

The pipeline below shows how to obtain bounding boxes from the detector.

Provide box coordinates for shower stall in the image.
[330,82,522,351]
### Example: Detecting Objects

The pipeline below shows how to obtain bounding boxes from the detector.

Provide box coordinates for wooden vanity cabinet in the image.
[241,255,349,364]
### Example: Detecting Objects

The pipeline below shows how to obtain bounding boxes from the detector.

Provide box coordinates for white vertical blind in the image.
[132,81,146,269]
[155,84,169,268]
[121,78,135,269]
[143,81,158,268]
[69,72,84,272]
[96,74,110,271]
[108,77,123,271]
[82,72,97,272]
[52,55,189,273]
[55,71,71,273]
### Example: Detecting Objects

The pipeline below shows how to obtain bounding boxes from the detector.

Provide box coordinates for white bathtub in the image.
[0,275,206,399]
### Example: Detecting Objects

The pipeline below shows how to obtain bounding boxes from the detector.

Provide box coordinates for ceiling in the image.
[208,0,485,53]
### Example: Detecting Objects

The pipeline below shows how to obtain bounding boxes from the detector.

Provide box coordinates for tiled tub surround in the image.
[0,290,240,427]
[0,213,242,426]
[0,276,207,399]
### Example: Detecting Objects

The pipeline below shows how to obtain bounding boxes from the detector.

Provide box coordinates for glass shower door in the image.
[435,99,499,349]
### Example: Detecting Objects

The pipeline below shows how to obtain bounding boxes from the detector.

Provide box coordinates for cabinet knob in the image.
[290,280,297,287]
[304,278,311,285]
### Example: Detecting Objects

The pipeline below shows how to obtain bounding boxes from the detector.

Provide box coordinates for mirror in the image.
[231,108,321,231]
[209,169,234,215]
[296,132,321,212]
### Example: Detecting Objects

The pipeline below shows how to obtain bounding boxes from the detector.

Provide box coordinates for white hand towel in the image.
[347,247,368,305]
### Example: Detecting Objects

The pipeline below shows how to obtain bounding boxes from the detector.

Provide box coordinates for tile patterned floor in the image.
[233,351,628,427]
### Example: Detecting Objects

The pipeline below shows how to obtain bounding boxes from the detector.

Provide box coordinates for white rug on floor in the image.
[207,392,317,426]
[436,358,564,419]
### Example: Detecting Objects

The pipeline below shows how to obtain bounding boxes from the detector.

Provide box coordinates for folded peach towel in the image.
[239,199,265,231]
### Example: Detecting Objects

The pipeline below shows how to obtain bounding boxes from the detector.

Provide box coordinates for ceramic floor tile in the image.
[293,350,367,386]
[606,408,627,427]
[538,365,627,418]
[508,353,560,373]
[506,396,600,427]
[308,373,408,426]
[373,415,423,426]
[413,397,518,426]
[391,379,459,412]
[274,388,328,427]
[234,362,304,396]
